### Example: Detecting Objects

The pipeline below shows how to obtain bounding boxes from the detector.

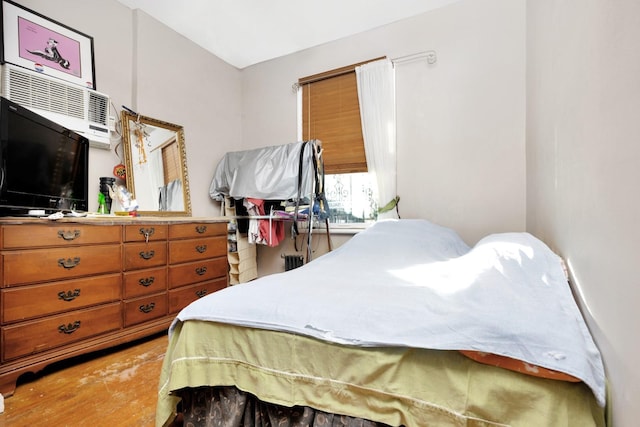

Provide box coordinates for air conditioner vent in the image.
[0,64,112,149]
[4,70,31,106]
[6,67,86,120]
[88,91,108,126]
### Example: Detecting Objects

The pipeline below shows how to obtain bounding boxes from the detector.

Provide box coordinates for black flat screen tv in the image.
[0,96,89,216]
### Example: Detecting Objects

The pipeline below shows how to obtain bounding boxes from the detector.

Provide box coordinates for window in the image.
[298,59,383,224]
[324,172,376,224]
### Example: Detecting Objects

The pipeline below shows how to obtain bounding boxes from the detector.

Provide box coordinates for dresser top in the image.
[0,216,228,225]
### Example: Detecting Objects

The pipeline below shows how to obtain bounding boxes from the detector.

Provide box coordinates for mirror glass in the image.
[121,111,192,216]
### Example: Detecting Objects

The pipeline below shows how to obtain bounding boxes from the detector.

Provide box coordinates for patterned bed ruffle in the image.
[178,386,393,427]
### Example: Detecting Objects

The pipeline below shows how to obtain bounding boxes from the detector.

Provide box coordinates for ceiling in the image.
[116,0,460,69]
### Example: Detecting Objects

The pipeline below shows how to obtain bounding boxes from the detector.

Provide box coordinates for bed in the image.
[156,219,606,427]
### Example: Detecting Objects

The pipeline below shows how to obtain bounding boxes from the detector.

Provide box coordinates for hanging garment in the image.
[243,198,285,247]
[158,179,184,211]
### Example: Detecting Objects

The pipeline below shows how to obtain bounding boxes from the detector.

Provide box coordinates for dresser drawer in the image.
[168,278,227,314]
[169,236,226,264]
[123,267,168,299]
[2,302,122,361]
[3,244,122,287]
[2,274,122,324]
[123,293,167,327]
[123,241,168,270]
[123,224,168,242]
[169,222,226,239]
[168,257,228,289]
[2,224,121,249]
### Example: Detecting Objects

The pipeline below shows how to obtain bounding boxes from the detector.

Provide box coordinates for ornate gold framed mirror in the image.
[121,111,192,216]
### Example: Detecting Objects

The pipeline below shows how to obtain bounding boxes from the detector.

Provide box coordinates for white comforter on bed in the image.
[174,219,606,407]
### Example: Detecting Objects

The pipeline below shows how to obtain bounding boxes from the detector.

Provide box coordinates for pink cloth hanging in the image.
[245,198,285,247]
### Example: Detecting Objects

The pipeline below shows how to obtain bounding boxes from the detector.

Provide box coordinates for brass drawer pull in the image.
[139,250,155,260]
[138,277,155,287]
[58,321,81,334]
[196,289,208,298]
[58,257,81,269]
[139,302,156,313]
[195,225,207,234]
[139,227,155,243]
[58,230,81,241]
[195,245,207,253]
[195,266,208,276]
[58,289,81,302]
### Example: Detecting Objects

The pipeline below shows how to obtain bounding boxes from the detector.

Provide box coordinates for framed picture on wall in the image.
[0,0,96,89]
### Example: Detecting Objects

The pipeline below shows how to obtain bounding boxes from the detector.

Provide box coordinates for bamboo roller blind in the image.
[162,139,181,184]
[300,58,384,174]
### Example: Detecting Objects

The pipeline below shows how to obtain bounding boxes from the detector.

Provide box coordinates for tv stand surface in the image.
[0,208,89,218]
[0,216,228,397]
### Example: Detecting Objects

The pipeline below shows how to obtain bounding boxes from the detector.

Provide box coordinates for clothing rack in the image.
[224,198,329,263]
[211,140,330,264]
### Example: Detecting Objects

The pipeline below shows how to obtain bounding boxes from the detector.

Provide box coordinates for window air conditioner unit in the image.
[0,64,111,149]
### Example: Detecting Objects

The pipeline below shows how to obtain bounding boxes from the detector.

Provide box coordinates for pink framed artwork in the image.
[0,0,96,89]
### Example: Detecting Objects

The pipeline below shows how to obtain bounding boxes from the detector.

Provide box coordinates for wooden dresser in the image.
[0,217,228,396]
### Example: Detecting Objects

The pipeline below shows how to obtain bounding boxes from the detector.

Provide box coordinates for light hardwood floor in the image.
[0,332,170,427]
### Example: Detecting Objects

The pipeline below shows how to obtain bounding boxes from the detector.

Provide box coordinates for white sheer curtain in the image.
[355,58,398,220]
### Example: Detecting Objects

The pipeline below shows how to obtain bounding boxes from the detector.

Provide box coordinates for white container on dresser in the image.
[0,217,228,396]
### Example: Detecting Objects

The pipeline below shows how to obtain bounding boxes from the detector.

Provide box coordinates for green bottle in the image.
[98,192,107,214]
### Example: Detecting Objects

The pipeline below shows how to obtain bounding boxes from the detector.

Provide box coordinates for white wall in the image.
[241,0,526,273]
[394,0,526,243]
[527,1,640,425]
[131,10,242,216]
[15,0,242,215]
[241,0,526,246]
